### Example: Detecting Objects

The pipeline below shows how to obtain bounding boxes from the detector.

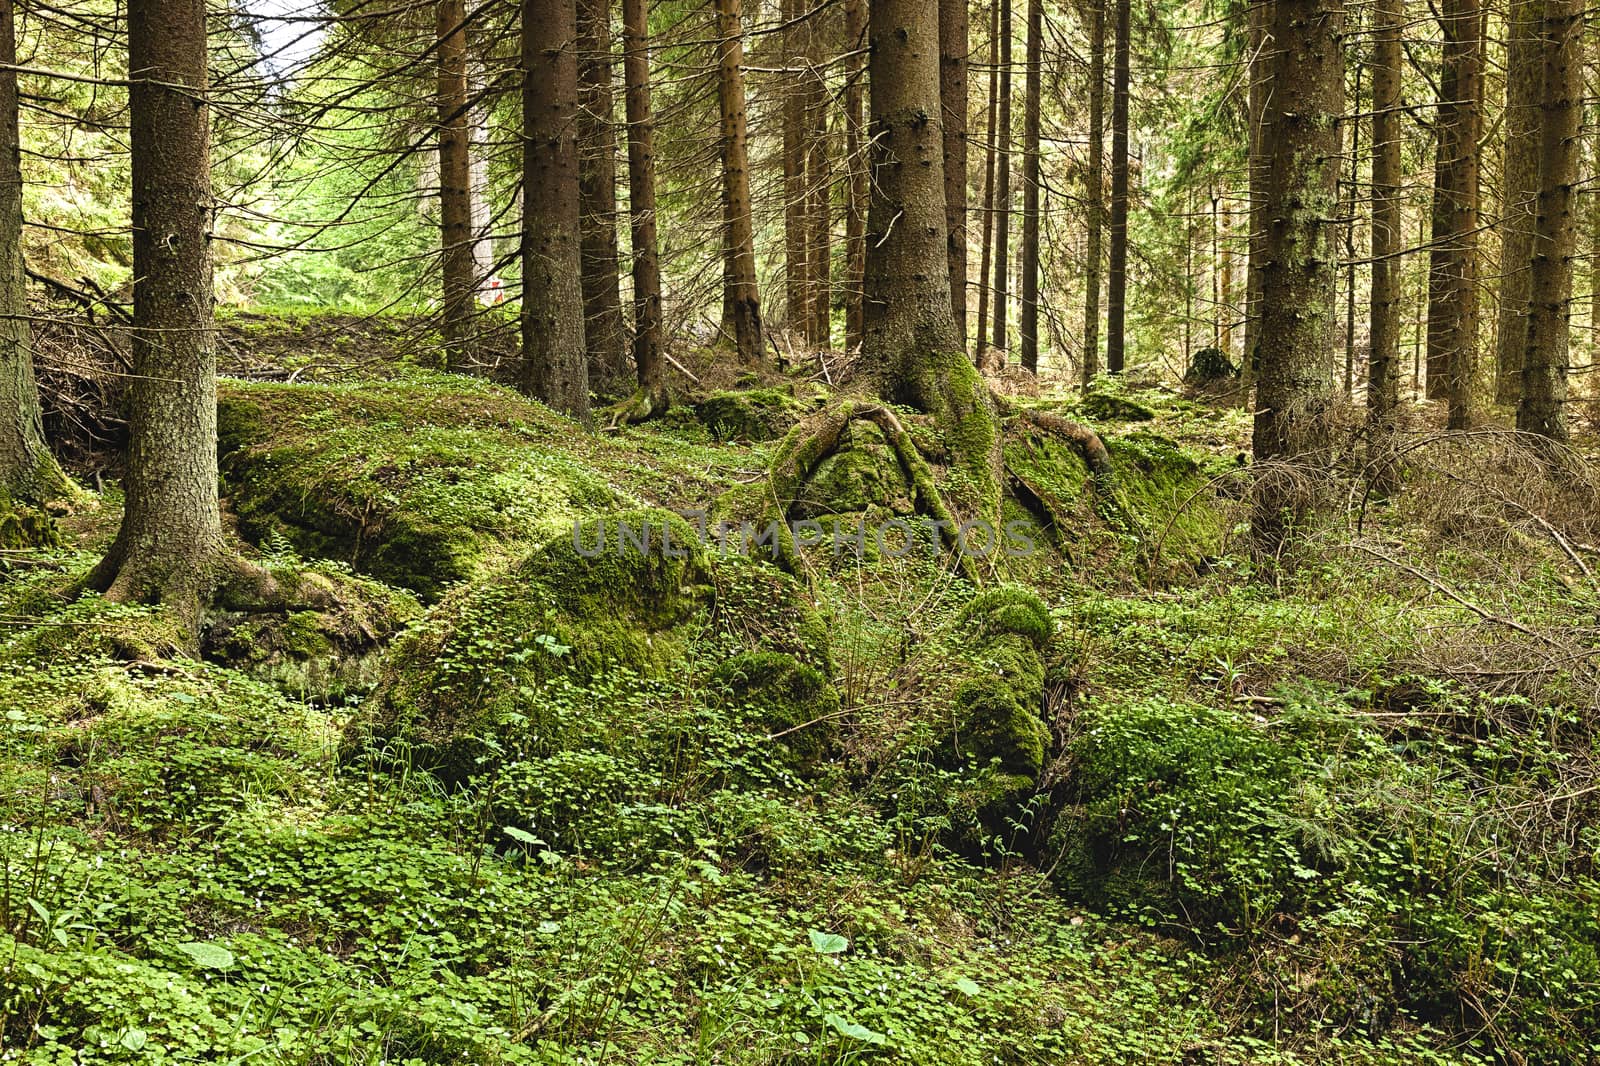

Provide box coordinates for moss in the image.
[697,388,807,442]
[946,585,1052,789]
[1082,392,1156,422]
[1104,432,1230,573]
[791,422,910,519]
[0,503,62,550]
[710,651,841,771]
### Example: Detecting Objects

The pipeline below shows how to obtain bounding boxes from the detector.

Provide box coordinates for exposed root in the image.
[604,385,672,429]
[1002,405,1114,480]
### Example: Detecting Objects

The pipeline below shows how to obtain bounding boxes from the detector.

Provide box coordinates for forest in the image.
[0,0,1597,1059]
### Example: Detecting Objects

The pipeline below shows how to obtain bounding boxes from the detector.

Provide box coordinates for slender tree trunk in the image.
[715,0,764,364]
[468,65,495,295]
[1018,0,1042,373]
[0,0,68,505]
[806,11,832,347]
[437,0,476,369]
[1424,0,1481,429]
[1252,0,1344,545]
[1243,0,1271,379]
[1219,196,1234,359]
[1591,65,1600,369]
[1081,0,1104,385]
[89,0,223,618]
[989,0,1012,358]
[1341,62,1360,398]
[843,0,867,353]
[1105,0,1130,373]
[1367,0,1402,480]
[523,0,591,419]
[940,0,968,335]
[783,0,810,339]
[975,0,999,361]
[622,0,666,411]
[1494,0,1541,405]
[576,0,628,393]
[1516,0,1584,443]
[866,0,998,514]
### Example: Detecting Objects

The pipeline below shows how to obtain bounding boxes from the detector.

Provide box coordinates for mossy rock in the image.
[790,421,912,520]
[697,388,806,442]
[710,651,841,772]
[950,587,1052,782]
[217,375,623,600]
[0,503,61,551]
[1081,391,1156,423]
[1103,432,1230,571]
[709,552,833,671]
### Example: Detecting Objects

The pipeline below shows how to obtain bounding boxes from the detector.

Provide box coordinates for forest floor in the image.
[3,314,1597,1065]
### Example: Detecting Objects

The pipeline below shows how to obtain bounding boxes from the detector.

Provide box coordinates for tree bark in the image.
[1367,0,1402,474]
[865,0,998,518]
[577,0,628,394]
[939,0,968,336]
[1018,0,1041,373]
[523,0,591,420]
[805,9,832,347]
[715,0,764,364]
[1423,0,1482,429]
[1105,0,1130,373]
[1252,0,1344,543]
[1242,0,1271,380]
[1081,0,1104,385]
[622,0,666,411]
[89,0,223,618]
[783,0,810,339]
[0,0,68,505]
[844,0,867,352]
[975,0,999,360]
[1515,0,1584,443]
[1494,0,1541,405]
[989,0,1012,358]
[437,0,476,370]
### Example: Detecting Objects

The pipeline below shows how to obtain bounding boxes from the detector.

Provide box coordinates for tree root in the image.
[604,384,671,428]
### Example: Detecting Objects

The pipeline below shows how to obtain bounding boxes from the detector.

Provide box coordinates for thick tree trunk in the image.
[865,0,998,517]
[522,0,591,420]
[1516,0,1584,443]
[1494,0,1541,405]
[805,11,832,347]
[1105,0,1130,373]
[1242,0,1270,380]
[989,0,1012,359]
[0,0,68,504]
[89,0,223,618]
[1081,0,1104,385]
[437,0,476,370]
[844,0,867,352]
[715,0,764,364]
[1367,0,1402,475]
[783,0,810,339]
[1252,0,1344,542]
[939,0,968,335]
[975,0,999,360]
[1018,0,1041,373]
[576,0,628,394]
[1423,0,1481,428]
[622,0,666,411]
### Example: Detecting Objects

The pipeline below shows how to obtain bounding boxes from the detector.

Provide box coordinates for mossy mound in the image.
[351,508,834,786]
[217,374,623,599]
[789,421,912,520]
[1081,391,1156,423]
[697,388,807,442]
[0,502,61,550]
[948,587,1052,789]
[710,651,841,772]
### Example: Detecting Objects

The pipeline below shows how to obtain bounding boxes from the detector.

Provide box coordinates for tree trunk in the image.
[1494,0,1541,405]
[1081,0,1104,385]
[783,0,810,339]
[468,66,495,297]
[622,0,666,411]
[806,10,832,347]
[1367,0,1402,474]
[715,0,764,364]
[1242,0,1270,379]
[437,0,476,370]
[1105,0,1130,373]
[844,0,867,352]
[1423,0,1481,429]
[576,0,628,394]
[989,0,1012,359]
[939,0,968,336]
[1516,0,1584,443]
[1018,0,1041,373]
[975,0,999,360]
[0,0,69,504]
[865,0,998,517]
[523,0,591,420]
[1252,0,1344,543]
[1341,63,1360,398]
[89,0,223,618]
